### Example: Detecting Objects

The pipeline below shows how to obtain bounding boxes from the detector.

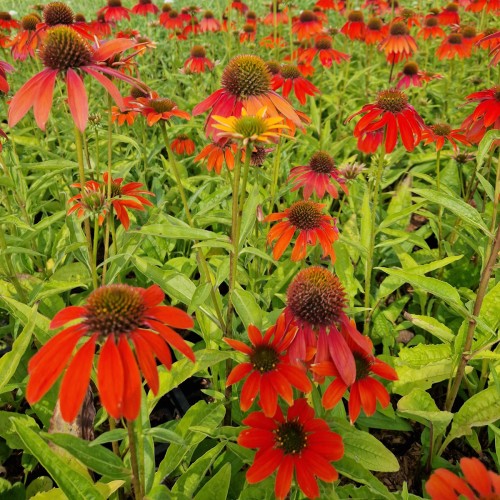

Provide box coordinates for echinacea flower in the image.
[426,457,500,500]
[288,151,348,199]
[26,284,195,422]
[263,1,288,25]
[38,2,93,40]
[422,123,470,151]
[364,17,388,45]
[171,133,195,155]
[193,54,308,138]
[8,14,42,61]
[8,26,146,132]
[224,314,311,417]
[347,88,426,153]
[315,0,345,10]
[0,60,14,94]
[111,96,139,126]
[396,61,424,89]
[340,11,366,41]
[160,9,183,30]
[271,64,320,105]
[97,0,130,22]
[232,1,249,14]
[460,86,500,144]
[436,33,470,59]
[299,35,350,68]
[265,201,339,262]
[200,11,221,32]
[311,339,398,423]
[194,141,240,174]
[240,23,256,43]
[184,45,214,73]
[212,107,290,146]
[238,398,344,500]
[438,2,460,26]
[394,8,420,28]
[292,10,323,41]
[417,16,446,40]
[89,14,113,39]
[379,22,417,63]
[479,30,500,67]
[0,11,20,30]
[131,0,159,16]
[134,92,190,126]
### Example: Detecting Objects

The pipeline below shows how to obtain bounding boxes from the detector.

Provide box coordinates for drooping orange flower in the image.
[364,17,388,45]
[26,284,195,422]
[288,151,348,200]
[393,8,420,28]
[479,30,500,67]
[8,26,145,131]
[97,0,130,22]
[194,141,240,174]
[238,398,344,500]
[240,23,256,43]
[315,0,345,11]
[88,14,114,39]
[379,22,417,63]
[263,2,288,26]
[426,457,500,500]
[422,123,470,151]
[8,14,42,61]
[160,9,184,30]
[265,201,339,262]
[131,0,159,16]
[134,92,190,126]
[111,96,139,126]
[396,61,425,89]
[200,11,221,32]
[0,11,20,30]
[224,314,311,417]
[37,2,93,40]
[438,2,460,25]
[292,10,323,41]
[436,33,470,59]
[171,133,196,155]
[347,89,426,153]
[340,10,366,41]
[300,35,350,68]
[417,16,446,40]
[184,45,214,73]
[271,64,320,105]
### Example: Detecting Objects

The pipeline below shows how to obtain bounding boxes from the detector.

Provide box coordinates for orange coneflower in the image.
[436,33,470,59]
[192,54,308,139]
[417,16,446,40]
[379,22,417,64]
[134,92,190,126]
[478,30,500,67]
[0,11,20,30]
[259,34,286,49]
[240,23,256,43]
[263,1,288,25]
[238,398,344,500]
[300,35,350,68]
[131,0,159,16]
[111,96,139,126]
[97,0,130,22]
[426,457,500,500]
[200,11,221,32]
[393,8,420,28]
[422,123,470,151]
[245,11,257,26]
[271,64,320,105]
[160,9,183,30]
[231,1,249,14]
[171,133,195,155]
[183,45,214,73]
[396,61,425,89]
[340,10,366,41]
[8,26,146,132]
[438,3,460,26]
[347,88,426,153]
[292,10,323,41]
[316,0,345,11]
[8,14,42,61]
[194,141,240,174]
[89,14,114,38]
[288,151,348,200]
[265,201,339,262]
[461,86,500,144]
[26,284,194,422]
[224,314,311,417]
[364,17,388,45]
[460,25,479,54]
[37,2,93,39]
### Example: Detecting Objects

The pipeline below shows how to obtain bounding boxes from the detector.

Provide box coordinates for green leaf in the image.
[476,129,500,169]
[404,313,454,343]
[239,183,260,245]
[136,224,229,243]
[89,429,128,447]
[193,462,231,500]
[40,433,130,481]
[0,412,39,450]
[143,428,186,446]
[0,304,37,391]
[397,389,453,436]
[11,418,104,500]
[232,289,262,329]
[478,281,500,333]
[448,386,500,442]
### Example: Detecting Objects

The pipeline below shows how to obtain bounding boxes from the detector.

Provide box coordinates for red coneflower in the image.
[194,141,240,174]
[426,457,500,500]
[312,7,328,23]
[417,16,446,40]
[460,86,500,144]
[0,60,14,94]
[26,284,195,422]
[460,25,479,48]
[160,9,184,30]
[238,398,344,500]
[265,201,339,262]
[466,0,487,11]
[259,34,286,49]
[131,0,159,16]
[97,0,130,22]
[272,64,320,105]
[89,14,113,39]
[438,3,460,26]
[245,11,257,27]
[263,2,288,26]
[436,33,470,59]
[240,23,256,43]
[68,173,153,229]
[8,26,145,132]
[379,22,417,64]
[292,10,323,41]
[393,8,420,28]
[134,92,190,126]
[340,11,366,41]
[171,133,195,155]
[284,267,372,384]
[315,0,345,11]
[0,11,20,30]
[224,314,312,417]
[38,2,93,40]
[115,27,140,39]
[479,30,500,67]
[288,151,348,200]
[364,17,388,45]
[347,88,426,153]
[184,45,214,73]
[422,123,470,151]
[311,340,397,423]
[200,11,221,32]
[300,35,350,68]
[232,1,249,14]
[193,54,308,139]
[8,14,42,61]
[396,61,424,89]
[111,96,139,126]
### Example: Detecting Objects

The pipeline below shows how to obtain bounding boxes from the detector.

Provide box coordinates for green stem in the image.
[363,150,385,335]
[269,138,282,210]
[436,149,444,262]
[126,419,143,499]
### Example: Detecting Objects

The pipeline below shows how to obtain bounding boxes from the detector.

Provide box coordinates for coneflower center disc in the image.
[401,8,415,19]
[287,267,346,326]
[168,9,178,17]
[191,45,206,58]
[22,14,40,31]
[0,12,13,21]
[84,284,146,336]
[376,89,408,113]
[43,2,75,26]
[367,17,383,30]
[222,55,272,99]
[139,0,152,4]
[461,26,476,39]
[309,151,335,173]
[275,421,307,455]
[108,0,123,6]
[243,24,255,34]
[431,123,452,136]
[149,98,176,113]
[280,64,301,80]
[445,2,459,11]
[389,22,408,36]
[448,33,463,44]
[315,37,332,50]
[348,10,364,22]
[354,352,373,380]
[299,10,317,23]
[204,11,214,19]
[403,61,419,75]
[425,17,438,27]
[287,201,323,230]
[250,345,280,372]
[234,116,267,138]
[162,4,172,13]
[41,26,92,70]
[266,60,281,75]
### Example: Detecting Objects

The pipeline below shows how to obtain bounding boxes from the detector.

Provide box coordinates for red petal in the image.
[81,66,124,110]
[322,378,348,410]
[357,379,377,416]
[93,38,136,62]
[460,457,491,497]
[117,336,142,420]
[278,364,312,393]
[246,447,283,483]
[348,384,361,423]
[275,456,294,500]
[50,306,87,328]
[66,69,88,132]
[33,69,57,131]
[294,457,320,499]
[259,374,278,417]
[223,337,253,355]
[135,329,172,371]
[226,363,253,386]
[237,428,275,449]
[142,284,164,306]
[148,320,195,362]
[131,333,159,394]
[327,329,356,386]
[240,370,261,412]
[97,335,124,419]
[301,449,339,482]
[247,324,263,346]
[145,305,194,329]
[371,359,398,380]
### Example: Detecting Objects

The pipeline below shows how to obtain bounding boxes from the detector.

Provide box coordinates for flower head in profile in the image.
[379,22,417,63]
[160,9,183,30]
[131,0,159,16]
[426,457,500,500]
[8,26,146,131]
[97,0,131,22]
[271,64,320,105]
[0,11,20,30]
[299,35,350,68]
[240,23,256,43]
[422,123,470,151]
[38,2,93,39]
[265,201,339,262]
[438,2,460,26]
[364,17,388,45]
[288,151,348,200]
[9,14,42,61]
[26,284,195,422]
[200,10,221,32]
[478,30,500,67]
[134,92,190,126]
[347,88,425,153]
[340,10,366,40]
[417,16,446,40]
[224,313,311,417]
[292,10,323,41]
[437,33,471,60]
[213,107,290,146]
[184,45,214,74]
[396,61,425,89]
[238,398,344,500]
[171,133,195,155]
[263,1,288,26]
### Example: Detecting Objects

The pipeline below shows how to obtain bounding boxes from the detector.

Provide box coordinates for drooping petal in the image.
[322,378,348,410]
[148,320,195,362]
[135,329,172,371]
[240,370,261,412]
[145,305,194,329]
[97,335,124,419]
[460,457,492,497]
[66,69,89,132]
[327,329,356,386]
[259,374,278,417]
[131,332,159,394]
[294,457,320,499]
[117,335,142,420]
[226,363,253,386]
[32,69,58,131]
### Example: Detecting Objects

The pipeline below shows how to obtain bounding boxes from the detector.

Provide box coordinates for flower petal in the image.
[97,335,124,419]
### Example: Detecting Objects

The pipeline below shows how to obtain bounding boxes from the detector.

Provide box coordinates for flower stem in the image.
[435,149,444,261]
[126,419,143,499]
[269,138,282,210]
[363,150,385,335]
